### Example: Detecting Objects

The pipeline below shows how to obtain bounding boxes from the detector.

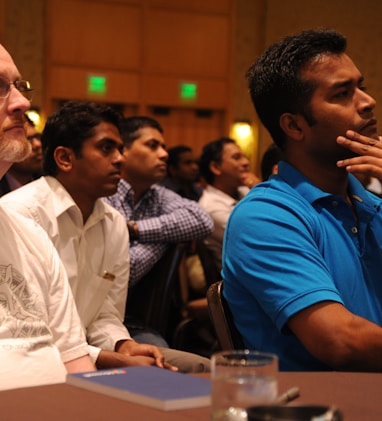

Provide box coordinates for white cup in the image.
[211,350,278,421]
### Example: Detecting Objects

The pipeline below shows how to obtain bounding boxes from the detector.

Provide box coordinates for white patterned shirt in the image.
[199,184,247,271]
[0,207,89,390]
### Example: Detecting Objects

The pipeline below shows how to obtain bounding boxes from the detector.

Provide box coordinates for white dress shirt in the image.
[1,176,131,362]
[199,184,247,270]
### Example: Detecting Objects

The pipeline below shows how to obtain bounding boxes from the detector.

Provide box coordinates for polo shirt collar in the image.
[277,161,381,216]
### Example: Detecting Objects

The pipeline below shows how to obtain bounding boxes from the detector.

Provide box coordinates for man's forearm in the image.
[128,242,168,287]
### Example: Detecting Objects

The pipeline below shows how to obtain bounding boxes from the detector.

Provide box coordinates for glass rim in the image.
[211,349,278,359]
[211,350,278,368]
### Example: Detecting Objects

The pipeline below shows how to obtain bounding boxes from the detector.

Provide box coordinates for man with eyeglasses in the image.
[0,77,32,102]
[0,44,94,390]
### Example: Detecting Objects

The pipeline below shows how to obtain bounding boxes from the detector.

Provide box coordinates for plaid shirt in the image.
[104,179,213,288]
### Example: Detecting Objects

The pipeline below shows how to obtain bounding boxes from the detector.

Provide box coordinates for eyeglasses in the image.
[0,76,33,101]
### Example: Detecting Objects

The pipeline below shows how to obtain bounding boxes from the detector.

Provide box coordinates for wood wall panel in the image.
[43,0,235,153]
[49,66,140,103]
[47,0,142,70]
[44,0,234,113]
[147,0,232,14]
[0,0,5,43]
[4,0,44,107]
[146,107,225,156]
[143,75,227,108]
[145,9,230,77]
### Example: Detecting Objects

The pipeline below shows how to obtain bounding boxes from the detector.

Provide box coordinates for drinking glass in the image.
[211,350,278,421]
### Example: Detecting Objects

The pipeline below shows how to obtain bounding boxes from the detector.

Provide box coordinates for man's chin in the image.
[12,151,32,163]
[359,127,379,140]
[0,141,31,163]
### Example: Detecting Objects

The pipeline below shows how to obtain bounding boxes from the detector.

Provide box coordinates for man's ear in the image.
[209,161,221,177]
[279,113,305,141]
[54,146,74,172]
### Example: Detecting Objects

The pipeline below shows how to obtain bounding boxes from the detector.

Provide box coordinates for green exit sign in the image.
[180,82,197,101]
[87,75,107,96]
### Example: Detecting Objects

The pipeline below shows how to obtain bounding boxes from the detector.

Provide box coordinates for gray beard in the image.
[0,134,31,163]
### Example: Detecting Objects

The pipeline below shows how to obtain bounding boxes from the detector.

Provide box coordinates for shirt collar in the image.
[277,161,330,204]
[205,184,240,206]
[117,179,159,208]
[277,161,381,213]
[45,176,113,223]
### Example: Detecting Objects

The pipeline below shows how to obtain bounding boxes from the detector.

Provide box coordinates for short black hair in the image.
[42,101,122,176]
[260,143,284,181]
[246,28,347,148]
[167,145,192,169]
[120,116,163,147]
[199,137,236,184]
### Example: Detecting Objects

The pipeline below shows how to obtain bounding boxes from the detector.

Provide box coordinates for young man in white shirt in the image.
[198,137,260,271]
[1,101,210,372]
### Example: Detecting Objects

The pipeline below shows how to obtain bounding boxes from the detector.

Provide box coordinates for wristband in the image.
[126,220,139,242]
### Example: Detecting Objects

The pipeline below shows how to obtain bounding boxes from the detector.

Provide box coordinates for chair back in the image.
[195,239,221,288]
[125,243,187,339]
[206,280,244,350]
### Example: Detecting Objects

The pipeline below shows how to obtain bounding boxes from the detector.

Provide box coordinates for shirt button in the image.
[332,201,339,206]
[351,226,358,234]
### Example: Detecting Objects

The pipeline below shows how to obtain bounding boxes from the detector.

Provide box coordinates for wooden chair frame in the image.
[206,280,244,350]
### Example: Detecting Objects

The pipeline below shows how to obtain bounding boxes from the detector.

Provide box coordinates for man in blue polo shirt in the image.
[222,28,382,371]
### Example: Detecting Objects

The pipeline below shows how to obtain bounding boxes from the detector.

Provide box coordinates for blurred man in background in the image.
[0,114,42,195]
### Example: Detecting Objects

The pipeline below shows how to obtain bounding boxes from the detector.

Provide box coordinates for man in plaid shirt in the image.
[105,116,213,289]
[105,116,213,346]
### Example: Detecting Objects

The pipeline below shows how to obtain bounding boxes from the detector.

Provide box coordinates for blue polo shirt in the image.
[222,161,382,371]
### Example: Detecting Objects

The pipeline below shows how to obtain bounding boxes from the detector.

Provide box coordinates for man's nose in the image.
[8,85,31,114]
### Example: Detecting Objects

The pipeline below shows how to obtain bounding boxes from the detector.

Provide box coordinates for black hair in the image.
[199,137,236,184]
[120,116,163,147]
[246,28,347,148]
[42,101,122,176]
[167,145,193,169]
[260,143,284,180]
